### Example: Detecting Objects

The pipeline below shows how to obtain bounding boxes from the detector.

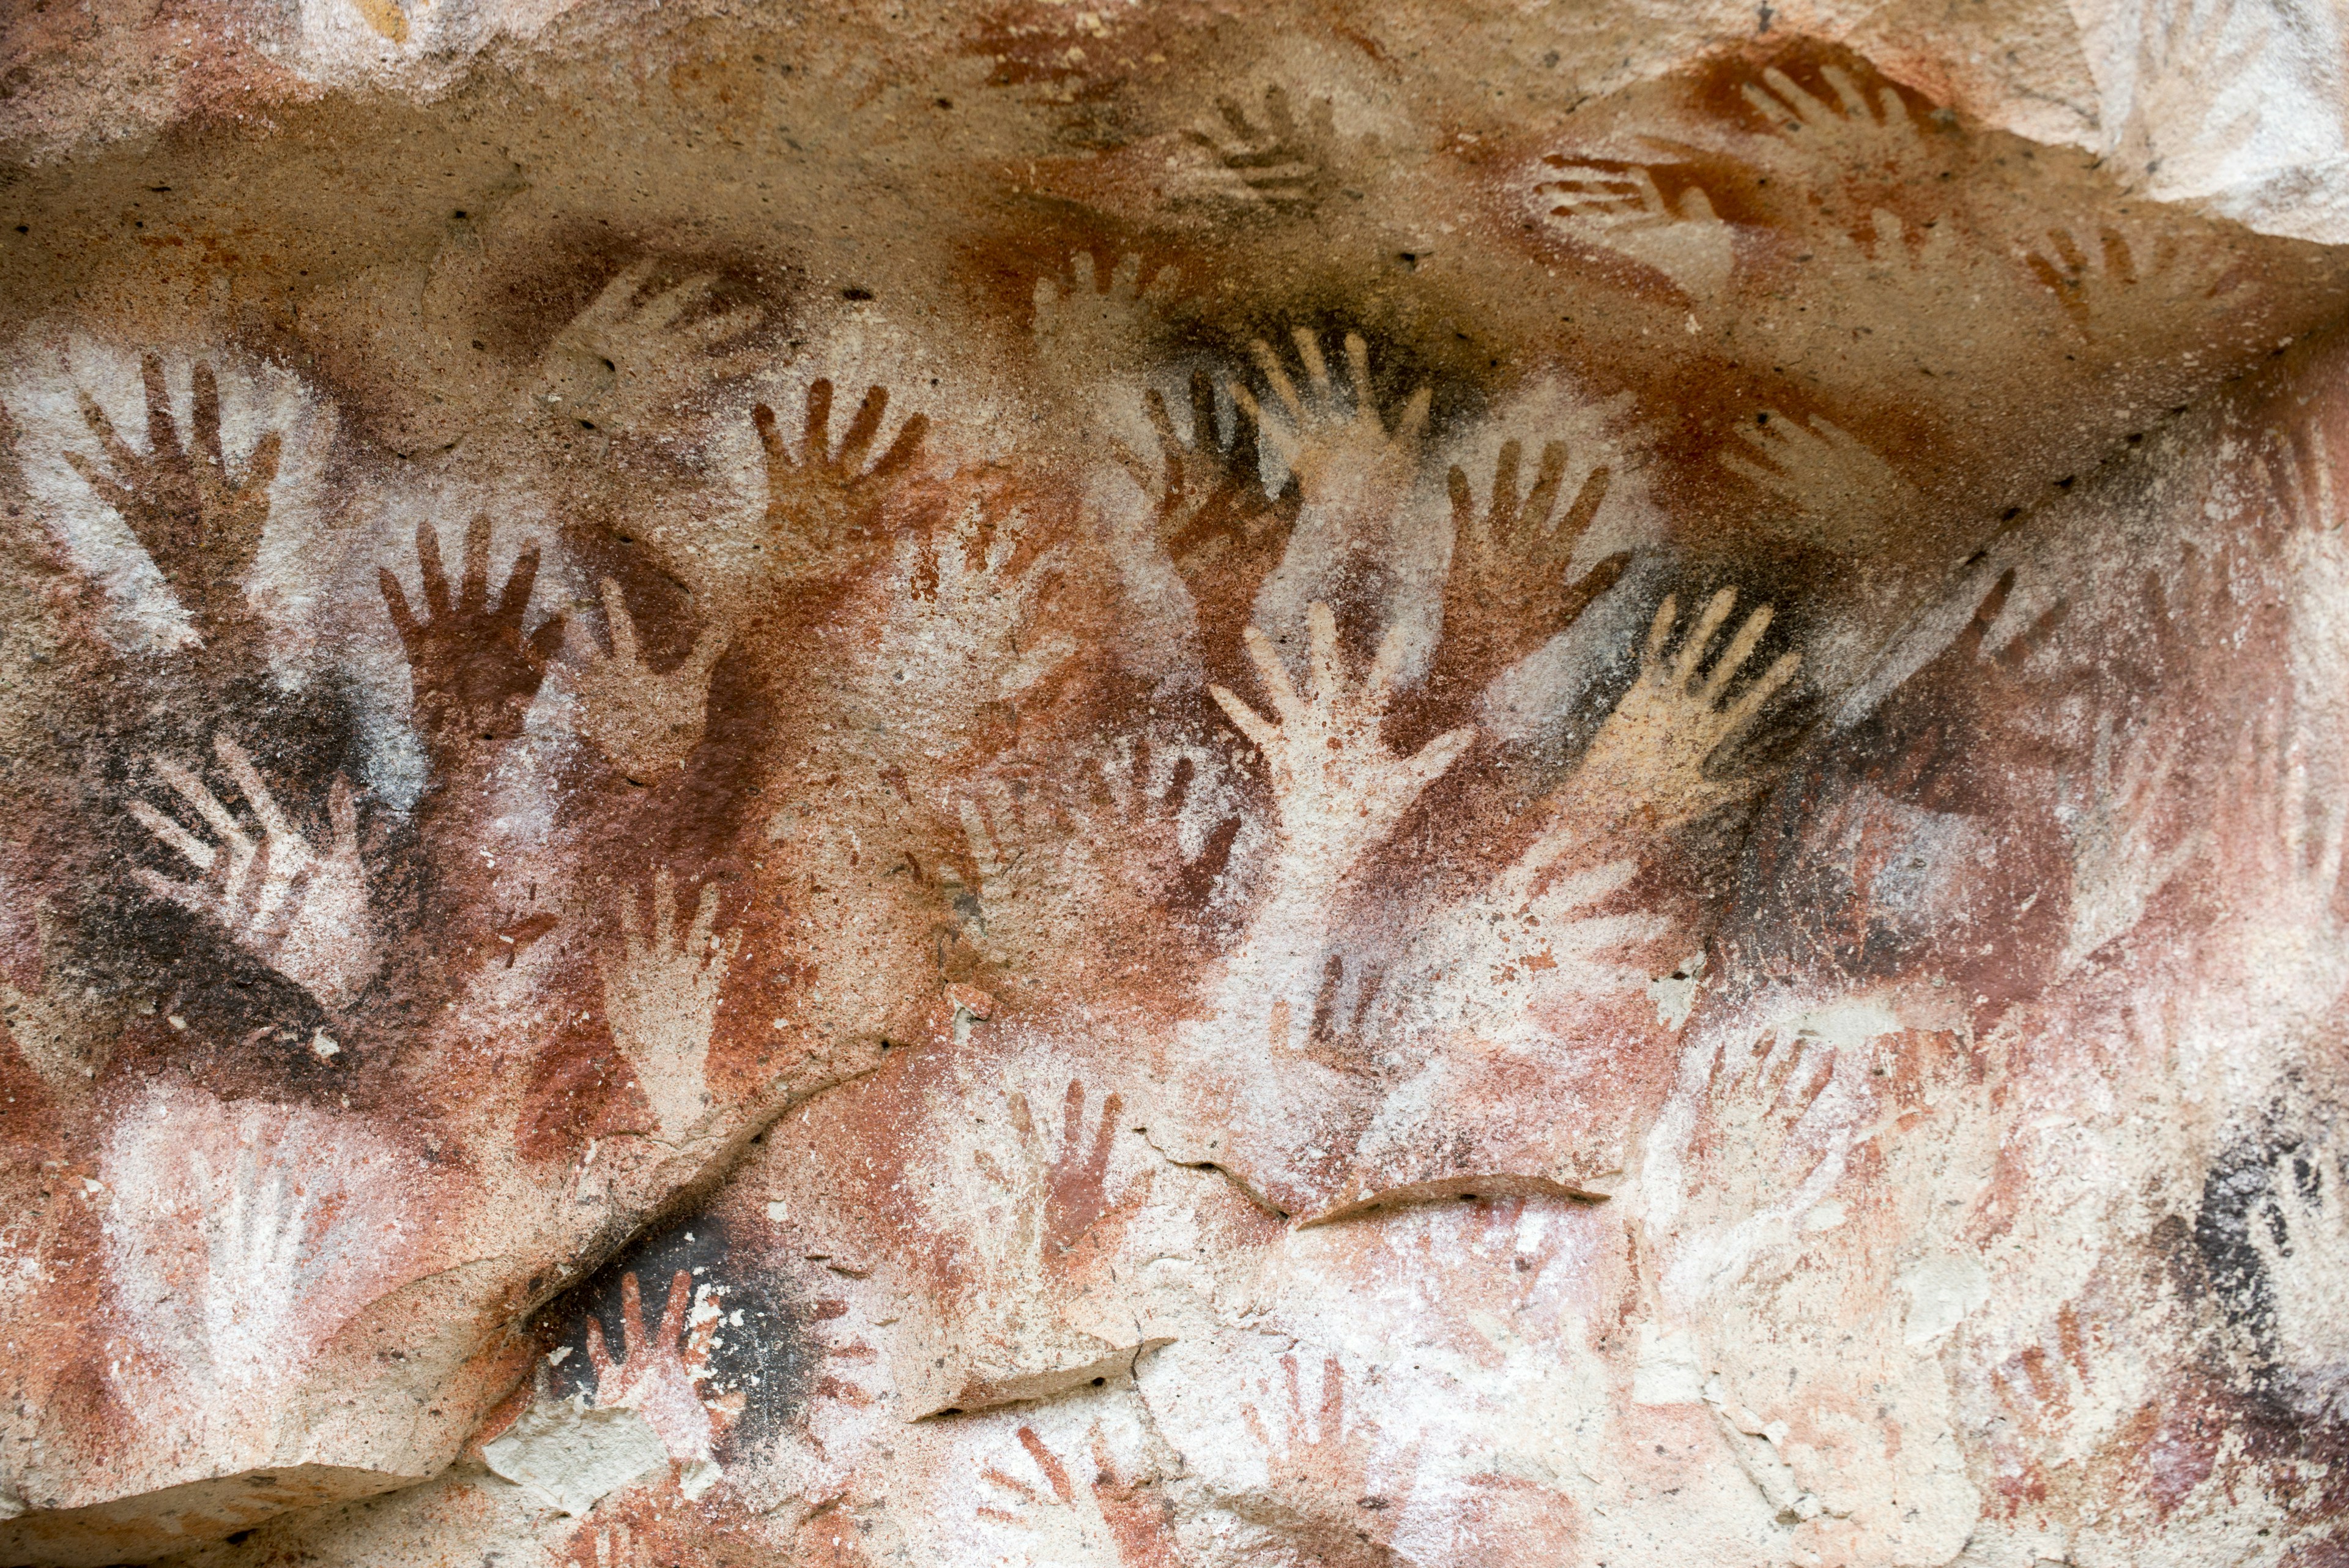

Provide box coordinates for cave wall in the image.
[2,1,2348,1564]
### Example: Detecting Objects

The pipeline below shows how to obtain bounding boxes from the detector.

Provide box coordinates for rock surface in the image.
[2,1,2347,1563]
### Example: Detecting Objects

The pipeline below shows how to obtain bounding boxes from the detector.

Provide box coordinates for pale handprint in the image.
[1814,209,1983,377]
[1706,1033,1838,1218]
[585,1267,743,1477]
[571,578,730,778]
[66,355,281,652]
[531,261,764,435]
[378,515,566,772]
[1243,1355,1403,1525]
[751,378,929,578]
[600,871,740,1141]
[949,776,1079,960]
[2112,0,2265,190]
[1431,437,1628,707]
[1536,159,1733,301]
[1405,853,1666,1039]
[2230,713,2349,1013]
[978,1425,1182,1567]
[1229,329,1430,526]
[874,502,1075,731]
[1209,602,1476,888]
[1186,84,1354,210]
[199,1137,323,1389]
[128,732,378,1010]
[2022,225,2205,338]
[2055,710,2204,976]
[2247,1141,2349,1414]
[1573,589,1801,830]
[2269,421,2341,538]
[1722,407,1920,555]
[1742,63,1923,160]
[1032,251,1179,387]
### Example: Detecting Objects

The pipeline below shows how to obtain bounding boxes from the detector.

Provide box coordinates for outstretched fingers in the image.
[1240,623,1305,723]
[1446,465,1477,533]
[131,864,214,918]
[214,735,294,842]
[140,354,177,460]
[1392,384,1432,448]
[683,620,733,680]
[1819,64,1871,122]
[1209,683,1278,753]
[1642,593,1679,668]
[1559,464,1611,546]
[415,519,454,619]
[688,883,722,960]
[1247,339,1306,423]
[156,756,243,845]
[1698,604,1776,706]
[1761,67,1820,123]
[456,515,496,614]
[644,273,716,331]
[242,431,283,496]
[525,609,568,672]
[835,385,889,472]
[1486,440,1524,532]
[1364,616,1412,710]
[651,868,679,951]
[801,377,836,466]
[75,387,141,476]
[191,363,225,473]
[1668,587,1739,690]
[1226,379,1294,466]
[1316,1358,1346,1447]
[497,536,550,634]
[750,401,789,474]
[378,568,423,654]
[130,798,217,873]
[867,411,928,482]
[1523,442,1568,537]
[1016,1427,1077,1504]
[1554,549,1633,632]
[1408,723,1479,786]
[619,1270,649,1356]
[493,536,544,627]
[658,1267,692,1350]
[62,450,134,515]
[328,775,360,858]
[1305,601,1342,707]
[580,261,656,333]
[1718,650,1802,743]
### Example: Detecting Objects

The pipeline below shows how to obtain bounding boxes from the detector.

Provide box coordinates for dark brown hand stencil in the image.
[66,356,281,656]
[751,379,928,577]
[379,516,565,773]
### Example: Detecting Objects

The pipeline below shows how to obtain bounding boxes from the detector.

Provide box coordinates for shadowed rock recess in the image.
[5,1,2349,1562]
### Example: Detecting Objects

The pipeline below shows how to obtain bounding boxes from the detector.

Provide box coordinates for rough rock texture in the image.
[2,1,2348,1563]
